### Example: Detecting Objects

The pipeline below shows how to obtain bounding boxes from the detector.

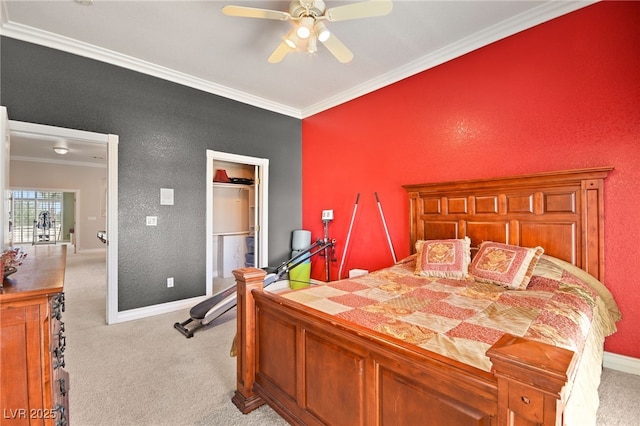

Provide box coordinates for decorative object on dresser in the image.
[2,248,27,282]
[1,245,69,425]
[232,167,618,426]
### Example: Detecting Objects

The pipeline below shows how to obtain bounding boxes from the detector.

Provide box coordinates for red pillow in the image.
[470,241,544,290]
[414,237,471,279]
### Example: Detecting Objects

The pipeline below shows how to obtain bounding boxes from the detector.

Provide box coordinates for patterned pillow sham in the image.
[470,241,544,290]
[414,237,471,279]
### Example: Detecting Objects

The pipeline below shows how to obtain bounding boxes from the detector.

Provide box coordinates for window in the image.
[12,191,63,244]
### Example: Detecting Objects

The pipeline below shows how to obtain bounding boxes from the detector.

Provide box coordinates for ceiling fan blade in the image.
[325,0,393,22]
[268,41,292,63]
[321,33,354,63]
[222,5,291,21]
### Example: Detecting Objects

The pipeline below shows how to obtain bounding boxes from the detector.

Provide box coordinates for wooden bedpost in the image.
[231,267,267,414]
[487,334,578,426]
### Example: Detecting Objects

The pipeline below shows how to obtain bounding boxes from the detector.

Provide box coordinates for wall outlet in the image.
[146,216,158,226]
[167,277,174,288]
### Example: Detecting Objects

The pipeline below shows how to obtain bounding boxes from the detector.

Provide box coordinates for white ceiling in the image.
[1,0,595,120]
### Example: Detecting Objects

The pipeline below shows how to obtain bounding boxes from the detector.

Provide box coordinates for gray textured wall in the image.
[1,36,302,311]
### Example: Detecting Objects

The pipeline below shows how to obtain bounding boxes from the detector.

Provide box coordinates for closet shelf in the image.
[213,231,252,236]
[213,182,252,190]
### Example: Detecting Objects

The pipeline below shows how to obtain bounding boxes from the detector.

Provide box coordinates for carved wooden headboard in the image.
[403,167,613,282]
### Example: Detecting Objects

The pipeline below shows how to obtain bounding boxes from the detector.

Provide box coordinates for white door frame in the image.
[1,107,10,249]
[206,150,269,295]
[105,134,118,324]
[7,119,119,324]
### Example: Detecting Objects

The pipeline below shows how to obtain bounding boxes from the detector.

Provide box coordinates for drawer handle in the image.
[52,308,63,321]
[58,378,67,396]
[54,404,67,426]
[58,333,66,351]
[521,396,531,405]
[51,293,66,316]
[53,292,66,307]
[54,354,65,370]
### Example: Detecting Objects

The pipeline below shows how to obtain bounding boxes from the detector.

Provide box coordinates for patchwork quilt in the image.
[281,255,620,372]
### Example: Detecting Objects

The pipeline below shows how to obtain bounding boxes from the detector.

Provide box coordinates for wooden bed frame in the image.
[232,167,612,425]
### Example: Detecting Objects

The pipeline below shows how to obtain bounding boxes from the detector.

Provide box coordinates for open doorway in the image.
[7,117,119,324]
[206,150,269,296]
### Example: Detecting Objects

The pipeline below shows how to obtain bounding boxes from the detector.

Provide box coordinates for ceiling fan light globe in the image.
[284,28,300,49]
[285,38,297,48]
[315,22,330,42]
[296,27,310,39]
[284,28,299,48]
[297,16,315,39]
[318,30,330,42]
[296,25,311,39]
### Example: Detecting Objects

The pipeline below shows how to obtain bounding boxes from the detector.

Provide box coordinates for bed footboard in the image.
[488,335,578,425]
[232,268,577,425]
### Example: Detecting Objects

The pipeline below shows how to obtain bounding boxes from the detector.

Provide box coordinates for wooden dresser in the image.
[1,245,69,425]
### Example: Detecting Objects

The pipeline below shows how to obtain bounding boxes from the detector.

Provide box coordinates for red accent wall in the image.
[301,2,640,358]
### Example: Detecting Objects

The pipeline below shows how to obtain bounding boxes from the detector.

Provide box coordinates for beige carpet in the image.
[63,249,639,425]
[596,367,640,426]
[63,249,286,425]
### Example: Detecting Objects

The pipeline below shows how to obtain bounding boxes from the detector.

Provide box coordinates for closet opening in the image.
[206,150,269,295]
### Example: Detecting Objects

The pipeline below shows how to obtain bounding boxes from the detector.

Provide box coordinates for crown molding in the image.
[0,0,8,27]
[1,1,595,120]
[11,155,106,168]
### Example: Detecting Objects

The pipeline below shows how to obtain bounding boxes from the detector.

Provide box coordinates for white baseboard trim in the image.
[603,351,640,375]
[112,295,208,324]
[110,277,324,324]
[76,247,107,254]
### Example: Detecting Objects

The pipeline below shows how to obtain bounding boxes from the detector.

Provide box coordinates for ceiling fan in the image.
[222,0,393,63]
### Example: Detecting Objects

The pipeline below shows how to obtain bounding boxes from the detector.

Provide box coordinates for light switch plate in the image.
[146,216,158,226]
[160,188,174,205]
